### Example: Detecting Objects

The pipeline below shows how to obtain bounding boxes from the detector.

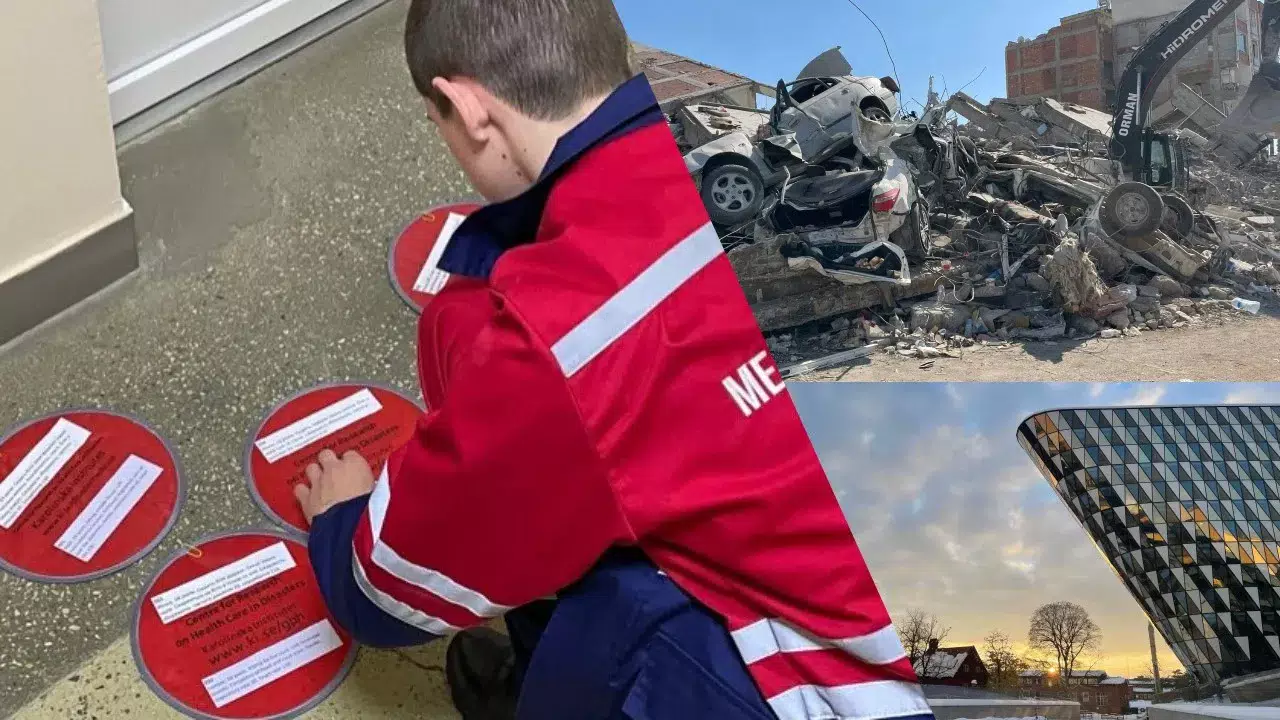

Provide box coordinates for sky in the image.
[614,0,1099,109]
[789,382,1280,679]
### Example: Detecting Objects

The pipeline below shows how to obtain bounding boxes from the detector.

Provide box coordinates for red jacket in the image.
[310,75,930,720]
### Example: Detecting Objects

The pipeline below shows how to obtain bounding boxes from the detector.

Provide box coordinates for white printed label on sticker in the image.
[411,212,466,295]
[150,542,296,624]
[0,419,92,529]
[201,620,344,707]
[254,389,382,464]
[54,455,163,562]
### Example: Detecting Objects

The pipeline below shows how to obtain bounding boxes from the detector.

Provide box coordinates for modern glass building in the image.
[1018,405,1280,686]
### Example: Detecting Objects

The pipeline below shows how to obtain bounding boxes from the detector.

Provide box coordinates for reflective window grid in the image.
[1018,406,1280,686]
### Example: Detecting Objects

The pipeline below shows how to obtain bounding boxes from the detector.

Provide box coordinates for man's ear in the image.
[431,77,490,143]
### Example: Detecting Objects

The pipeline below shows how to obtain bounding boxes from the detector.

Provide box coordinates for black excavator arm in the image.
[1111,0,1249,174]
[1102,0,1280,240]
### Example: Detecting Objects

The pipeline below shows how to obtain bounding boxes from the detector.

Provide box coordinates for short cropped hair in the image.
[405,0,635,121]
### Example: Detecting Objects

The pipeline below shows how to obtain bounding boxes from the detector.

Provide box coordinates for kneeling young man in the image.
[297,1,934,718]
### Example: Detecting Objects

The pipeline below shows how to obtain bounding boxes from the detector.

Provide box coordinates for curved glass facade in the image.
[1018,406,1280,685]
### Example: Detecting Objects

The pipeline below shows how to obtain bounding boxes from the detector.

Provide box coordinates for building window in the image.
[1019,406,1280,686]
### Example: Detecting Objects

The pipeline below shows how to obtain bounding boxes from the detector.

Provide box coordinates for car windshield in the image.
[1148,138,1173,186]
[787,78,837,104]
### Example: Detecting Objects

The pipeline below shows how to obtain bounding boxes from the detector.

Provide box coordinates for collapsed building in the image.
[663,48,1280,370]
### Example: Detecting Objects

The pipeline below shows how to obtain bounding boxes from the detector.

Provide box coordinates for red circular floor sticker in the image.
[0,410,183,583]
[132,531,357,719]
[245,383,422,535]
[388,202,482,312]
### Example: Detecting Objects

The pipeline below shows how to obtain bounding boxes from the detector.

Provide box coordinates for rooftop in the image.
[631,42,764,107]
[915,646,979,679]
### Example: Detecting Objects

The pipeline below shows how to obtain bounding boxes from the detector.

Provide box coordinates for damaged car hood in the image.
[796,47,853,81]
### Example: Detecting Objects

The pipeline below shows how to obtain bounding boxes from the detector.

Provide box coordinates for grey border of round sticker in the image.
[386,198,484,313]
[243,381,426,538]
[0,408,187,584]
[130,528,360,720]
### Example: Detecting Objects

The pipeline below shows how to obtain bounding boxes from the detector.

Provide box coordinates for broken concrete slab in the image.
[665,59,1279,357]
[676,103,771,148]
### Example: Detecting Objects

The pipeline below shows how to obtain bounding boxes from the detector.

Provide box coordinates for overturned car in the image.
[680,49,931,285]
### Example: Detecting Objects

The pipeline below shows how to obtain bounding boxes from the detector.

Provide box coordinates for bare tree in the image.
[1027,601,1101,682]
[898,608,951,680]
[982,630,1026,690]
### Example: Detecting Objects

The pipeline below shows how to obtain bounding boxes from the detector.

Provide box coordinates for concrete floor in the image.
[0,1,470,715]
[12,638,460,719]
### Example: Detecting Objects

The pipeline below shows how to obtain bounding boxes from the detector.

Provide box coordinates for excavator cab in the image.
[1140,131,1193,193]
[1101,128,1197,241]
[1099,0,1279,241]
[1142,131,1177,189]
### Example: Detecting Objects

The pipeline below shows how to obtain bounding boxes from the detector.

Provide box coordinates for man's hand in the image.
[294,449,377,526]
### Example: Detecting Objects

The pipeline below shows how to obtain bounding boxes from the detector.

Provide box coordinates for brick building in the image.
[1006,7,1116,111]
[1017,670,1134,714]
[1080,676,1134,714]
[630,43,770,112]
[1019,669,1048,688]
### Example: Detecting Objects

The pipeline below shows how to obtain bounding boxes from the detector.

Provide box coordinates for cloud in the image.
[1223,386,1280,405]
[790,382,1212,670]
[1117,384,1169,407]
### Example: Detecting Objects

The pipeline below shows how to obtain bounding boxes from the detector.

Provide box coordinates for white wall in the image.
[0,0,129,285]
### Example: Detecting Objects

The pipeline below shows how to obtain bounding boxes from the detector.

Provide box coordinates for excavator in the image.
[1100,0,1280,240]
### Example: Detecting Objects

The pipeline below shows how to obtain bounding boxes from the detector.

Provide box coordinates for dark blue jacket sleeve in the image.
[308,494,441,648]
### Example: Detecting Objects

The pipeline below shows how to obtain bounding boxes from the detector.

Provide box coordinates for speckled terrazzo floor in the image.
[0,1,470,716]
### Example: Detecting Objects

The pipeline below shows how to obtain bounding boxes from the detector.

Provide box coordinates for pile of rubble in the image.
[667,60,1280,369]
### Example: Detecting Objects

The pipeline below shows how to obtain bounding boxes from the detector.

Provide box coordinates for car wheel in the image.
[701,163,765,227]
[1160,193,1195,238]
[862,105,892,123]
[1099,182,1165,238]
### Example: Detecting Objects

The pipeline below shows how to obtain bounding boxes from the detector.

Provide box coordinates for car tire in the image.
[862,105,892,123]
[1099,182,1165,238]
[892,202,929,258]
[1160,193,1195,238]
[701,163,765,227]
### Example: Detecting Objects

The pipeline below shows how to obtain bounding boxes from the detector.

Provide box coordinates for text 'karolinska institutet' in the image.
[1018,405,1280,688]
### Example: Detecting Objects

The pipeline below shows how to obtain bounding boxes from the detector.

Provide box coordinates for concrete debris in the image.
[1041,236,1104,314]
[1148,275,1189,298]
[666,50,1278,368]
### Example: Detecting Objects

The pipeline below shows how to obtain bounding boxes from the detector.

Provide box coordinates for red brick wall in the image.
[1077,88,1105,108]
[1059,30,1099,60]
[1021,684,1133,714]
[1019,40,1058,68]
[1018,68,1058,96]
[1004,9,1112,110]
[1060,61,1101,89]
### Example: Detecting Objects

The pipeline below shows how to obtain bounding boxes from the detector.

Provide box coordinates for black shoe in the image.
[445,628,520,720]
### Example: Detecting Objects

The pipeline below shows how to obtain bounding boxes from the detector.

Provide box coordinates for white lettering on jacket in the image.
[723,351,788,417]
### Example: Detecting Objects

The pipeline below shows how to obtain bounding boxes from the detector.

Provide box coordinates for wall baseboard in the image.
[113,0,394,146]
[0,209,139,348]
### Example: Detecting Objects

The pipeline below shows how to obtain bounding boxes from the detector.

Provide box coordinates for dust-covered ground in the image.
[790,313,1280,382]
